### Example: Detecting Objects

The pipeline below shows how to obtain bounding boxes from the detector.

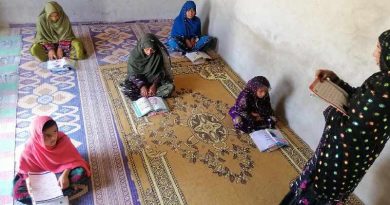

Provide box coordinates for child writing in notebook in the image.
[229,76,277,133]
[13,116,91,204]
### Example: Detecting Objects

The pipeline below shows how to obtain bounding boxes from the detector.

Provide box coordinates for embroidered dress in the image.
[229,76,276,133]
[281,30,390,205]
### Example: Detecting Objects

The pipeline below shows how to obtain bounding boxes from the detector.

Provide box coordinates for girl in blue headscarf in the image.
[167,1,213,53]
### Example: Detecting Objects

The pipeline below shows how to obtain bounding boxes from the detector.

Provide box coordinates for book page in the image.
[47,58,70,71]
[309,78,348,114]
[249,130,277,152]
[133,97,153,117]
[36,196,69,205]
[47,59,63,69]
[148,97,169,112]
[198,51,211,59]
[185,52,206,64]
[28,171,63,203]
[266,129,288,147]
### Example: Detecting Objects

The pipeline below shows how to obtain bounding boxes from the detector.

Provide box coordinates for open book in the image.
[47,58,76,72]
[249,129,289,152]
[132,96,169,117]
[309,78,349,115]
[28,171,69,205]
[185,51,211,64]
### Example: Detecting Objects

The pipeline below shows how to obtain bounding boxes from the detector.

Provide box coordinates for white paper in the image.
[47,58,76,71]
[249,129,288,152]
[133,97,153,117]
[185,51,211,64]
[149,96,168,112]
[28,171,64,203]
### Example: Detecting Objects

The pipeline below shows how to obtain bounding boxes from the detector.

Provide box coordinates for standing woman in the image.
[121,33,174,101]
[167,1,213,53]
[281,30,390,204]
[229,76,277,133]
[30,1,86,62]
[13,116,91,204]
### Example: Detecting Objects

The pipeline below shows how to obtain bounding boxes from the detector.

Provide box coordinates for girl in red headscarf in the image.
[13,116,91,204]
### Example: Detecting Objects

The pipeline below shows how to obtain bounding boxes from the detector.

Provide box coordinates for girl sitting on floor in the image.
[13,116,91,204]
[120,33,174,101]
[167,1,213,53]
[30,1,86,62]
[229,76,277,133]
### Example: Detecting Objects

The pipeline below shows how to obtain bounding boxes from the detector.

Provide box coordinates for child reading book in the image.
[30,1,86,62]
[167,1,214,53]
[229,76,277,133]
[249,129,288,152]
[13,116,91,204]
[120,34,174,101]
[132,96,169,117]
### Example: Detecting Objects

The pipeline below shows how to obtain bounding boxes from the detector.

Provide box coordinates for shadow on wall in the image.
[272,76,294,125]
[199,0,210,35]
[373,158,390,205]
[0,1,9,29]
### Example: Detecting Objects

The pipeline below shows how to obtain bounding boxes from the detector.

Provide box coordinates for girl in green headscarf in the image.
[120,33,174,100]
[30,1,86,62]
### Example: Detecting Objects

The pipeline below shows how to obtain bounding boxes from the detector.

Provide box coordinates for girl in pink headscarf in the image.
[13,116,91,204]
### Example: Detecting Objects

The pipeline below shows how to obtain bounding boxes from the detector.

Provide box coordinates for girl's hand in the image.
[148,83,157,96]
[48,49,57,60]
[140,86,148,97]
[315,69,338,82]
[185,39,193,49]
[58,169,70,189]
[190,38,196,47]
[57,47,64,59]
[251,112,262,121]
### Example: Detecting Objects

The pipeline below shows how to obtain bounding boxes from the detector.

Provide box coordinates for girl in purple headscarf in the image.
[229,76,277,133]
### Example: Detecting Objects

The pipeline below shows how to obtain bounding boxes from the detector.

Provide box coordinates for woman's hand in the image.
[315,69,338,82]
[148,83,157,96]
[140,86,148,97]
[57,47,63,59]
[48,49,57,60]
[58,169,70,189]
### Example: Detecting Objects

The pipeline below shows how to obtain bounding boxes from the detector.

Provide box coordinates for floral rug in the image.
[99,58,363,205]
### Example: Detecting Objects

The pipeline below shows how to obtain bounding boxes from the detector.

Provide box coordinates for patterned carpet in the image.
[6,20,363,205]
[99,59,363,204]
